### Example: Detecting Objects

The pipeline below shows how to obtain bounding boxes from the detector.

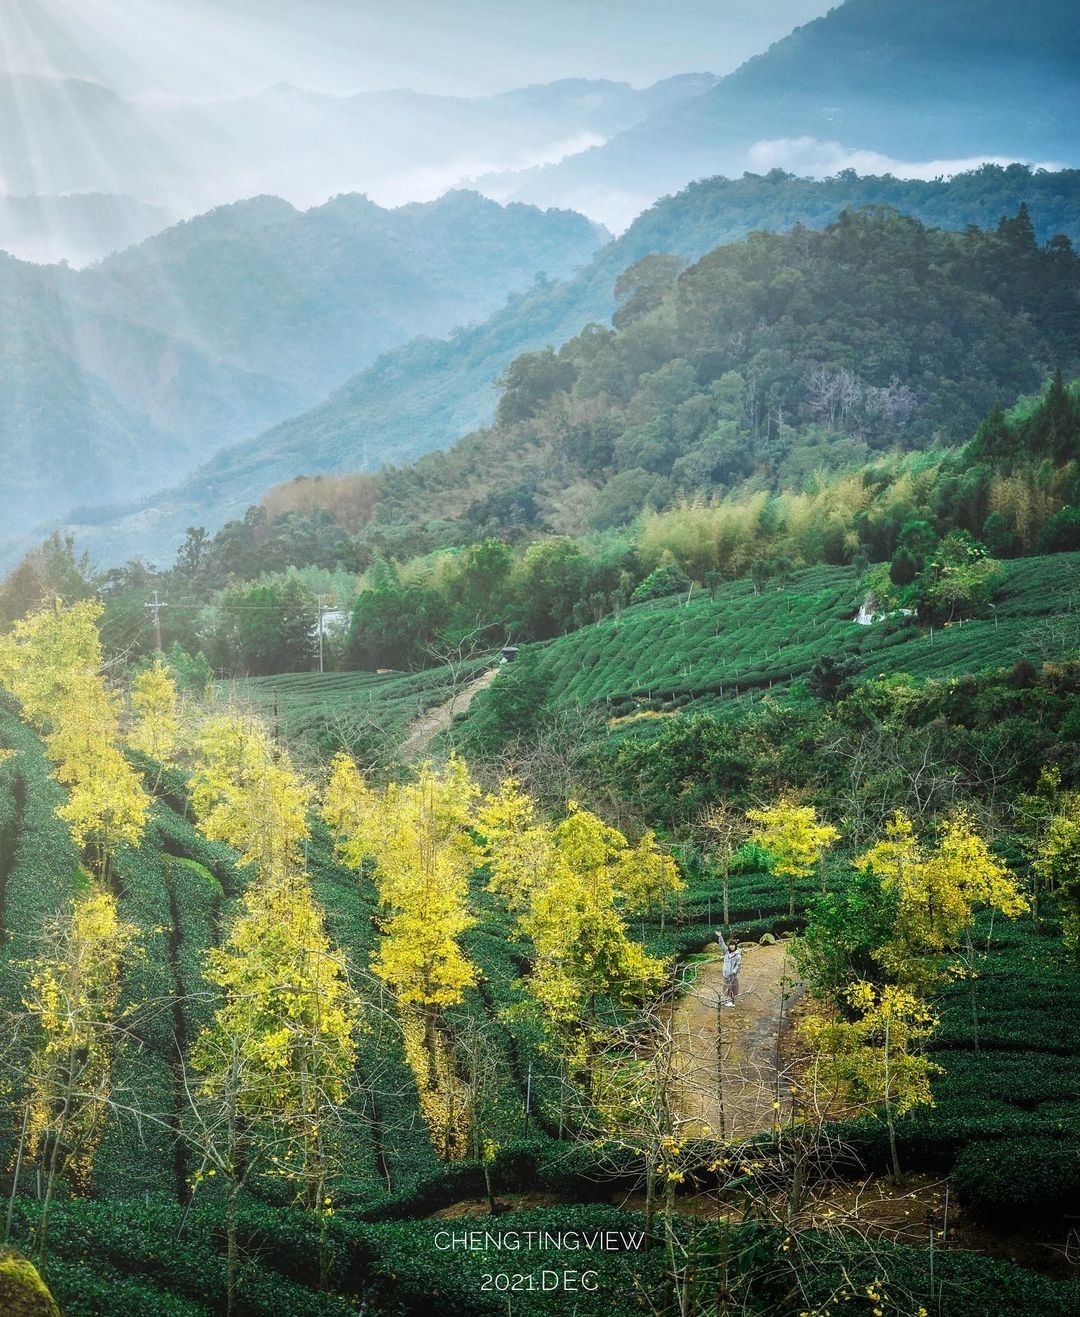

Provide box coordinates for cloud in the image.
[746,136,1064,180]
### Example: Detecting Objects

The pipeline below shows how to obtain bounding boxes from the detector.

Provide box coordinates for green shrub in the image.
[952,1138,1080,1220]
[631,563,692,604]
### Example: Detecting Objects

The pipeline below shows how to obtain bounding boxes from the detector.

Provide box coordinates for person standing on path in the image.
[721,937,742,1006]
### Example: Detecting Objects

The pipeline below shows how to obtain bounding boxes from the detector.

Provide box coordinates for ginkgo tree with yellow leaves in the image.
[190,711,312,882]
[0,601,149,879]
[21,889,139,1269]
[747,796,840,918]
[1034,795,1080,957]
[857,810,1028,988]
[325,753,480,1011]
[323,753,480,1157]
[480,783,681,1092]
[127,659,182,767]
[187,707,362,1307]
[192,870,361,1306]
[0,599,103,726]
[800,982,941,1183]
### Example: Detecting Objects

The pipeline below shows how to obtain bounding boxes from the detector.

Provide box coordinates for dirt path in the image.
[670,940,803,1141]
[399,667,498,759]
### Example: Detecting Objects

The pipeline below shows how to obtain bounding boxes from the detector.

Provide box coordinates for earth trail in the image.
[399,666,498,759]
[670,939,803,1140]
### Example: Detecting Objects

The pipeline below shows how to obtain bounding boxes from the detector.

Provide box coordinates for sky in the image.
[0,0,836,98]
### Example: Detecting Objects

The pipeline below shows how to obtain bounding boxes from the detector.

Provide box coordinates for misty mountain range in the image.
[41,163,1080,571]
[0,71,714,261]
[0,191,602,536]
[1,0,1079,571]
[489,0,1080,226]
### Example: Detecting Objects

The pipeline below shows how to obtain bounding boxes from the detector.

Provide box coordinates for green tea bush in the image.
[8,1198,360,1317]
[796,1228,1080,1316]
[930,1051,1080,1107]
[952,1138,1080,1220]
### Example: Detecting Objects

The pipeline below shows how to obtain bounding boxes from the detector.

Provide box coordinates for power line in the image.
[145,591,167,651]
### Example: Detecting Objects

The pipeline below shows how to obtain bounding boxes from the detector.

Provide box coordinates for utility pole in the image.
[316,594,331,674]
[146,591,166,653]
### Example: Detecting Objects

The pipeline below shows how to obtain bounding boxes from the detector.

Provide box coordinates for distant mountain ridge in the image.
[0,190,603,540]
[488,0,1080,226]
[0,70,716,260]
[0,193,175,266]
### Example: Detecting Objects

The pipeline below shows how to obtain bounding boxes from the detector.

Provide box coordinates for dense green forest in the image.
[62,163,1080,570]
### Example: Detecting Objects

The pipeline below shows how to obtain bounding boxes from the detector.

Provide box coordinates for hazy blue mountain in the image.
[0,191,603,540]
[58,164,1080,569]
[490,0,1080,227]
[0,75,184,203]
[75,191,604,399]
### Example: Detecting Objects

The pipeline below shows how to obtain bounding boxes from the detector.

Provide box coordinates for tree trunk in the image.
[37,1068,73,1274]
[4,1103,29,1246]
[226,1181,239,1317]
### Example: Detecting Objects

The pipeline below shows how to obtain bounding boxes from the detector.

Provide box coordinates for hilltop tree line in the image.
[5,369,1075,676]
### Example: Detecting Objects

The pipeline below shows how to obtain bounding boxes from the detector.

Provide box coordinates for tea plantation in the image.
[4,677,1080,1312]
[496,553,1080,723]
[230,555,1080,762]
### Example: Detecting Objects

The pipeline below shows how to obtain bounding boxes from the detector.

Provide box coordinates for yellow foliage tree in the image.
[614,827,684,922]
[191,713,312,882]
[194,873,360,1198]
[477,777,554,911]
[127,660,181,767]
[324,756,480,1009]
[192,871,360,1301]
[800,982,940,1182]
[0,599,104,725]
[322,752,382,861]
[23,889,138,1264]
[858,811,1028,985]
[323,755,480,1157]
[746,797,840,917]
[1034,794,1080,956]
[45,673,149,869]
[0,602,149,876]
[511,805,670,1080]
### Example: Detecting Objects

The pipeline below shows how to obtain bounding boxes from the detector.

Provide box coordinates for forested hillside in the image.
[0,191,602,539]
[68,166,1080,569]
[357,205,1078,554]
